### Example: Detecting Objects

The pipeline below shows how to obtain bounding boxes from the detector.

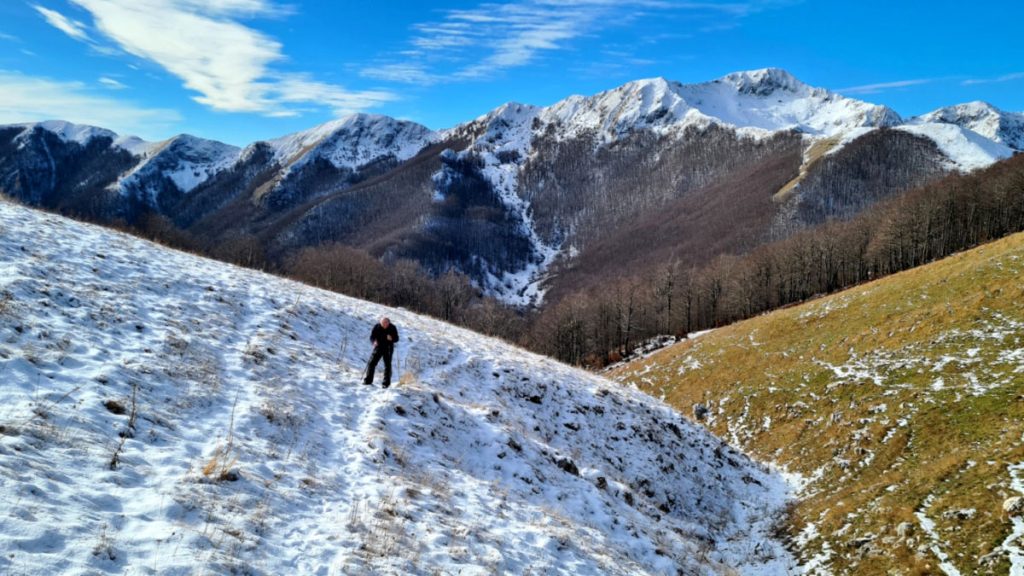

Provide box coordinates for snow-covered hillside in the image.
[266,113,437,172]
[10,120,153,156]
[0,200,797,575]
[538,68,901,142]
[117,134,241,198]
[897,122,1014,172]
[914,101,1024,151]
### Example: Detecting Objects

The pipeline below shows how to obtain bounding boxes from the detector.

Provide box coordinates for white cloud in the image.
[98,76,127,89]
[361,63,441,86]
[0,32,21,42]
[962,72,1024,86]
[33,4,91,41]
[58,0,395,117]
[366,0,796,84]
[0,70,181,139]
[837,78,933,95]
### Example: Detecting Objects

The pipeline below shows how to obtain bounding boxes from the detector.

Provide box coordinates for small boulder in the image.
[1004,496,1024,516]
[692,403,708,421]
[896,522,915,539]
[942,508,976,522]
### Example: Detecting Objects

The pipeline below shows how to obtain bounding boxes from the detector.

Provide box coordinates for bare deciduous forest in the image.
[533,153,1024,365]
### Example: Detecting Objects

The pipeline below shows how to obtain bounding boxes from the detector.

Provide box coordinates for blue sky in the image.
[1,0,1022,145]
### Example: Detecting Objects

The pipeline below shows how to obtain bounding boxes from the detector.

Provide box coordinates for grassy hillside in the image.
[611,232,1024,575]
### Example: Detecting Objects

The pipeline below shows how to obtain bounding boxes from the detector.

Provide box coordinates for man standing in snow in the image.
[364,316,399,388]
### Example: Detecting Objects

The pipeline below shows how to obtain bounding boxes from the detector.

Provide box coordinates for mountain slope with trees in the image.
[530,153,1024,366]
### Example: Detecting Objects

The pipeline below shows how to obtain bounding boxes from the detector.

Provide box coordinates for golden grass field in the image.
[612,232,1024,575]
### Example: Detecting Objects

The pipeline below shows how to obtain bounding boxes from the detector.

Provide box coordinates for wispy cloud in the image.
[43,0,395,117]
[836,78,933,95]
[962,72,1024,86]
[0,32,21,42]
[0,70,180,139]
[364,0,795,85]
[98,76,127,89]
[33,4,91,41]
[362,63,442,86]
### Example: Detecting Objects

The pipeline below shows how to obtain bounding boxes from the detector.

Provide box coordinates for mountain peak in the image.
[16,120,157,156]
[915,101,1024,150]
[266,113,437,170]
[718,67,806,96]
[19,119,117,146]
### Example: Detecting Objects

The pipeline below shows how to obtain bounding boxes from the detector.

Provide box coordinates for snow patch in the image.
[916,494,964,576]
[1004,463,1024,575]
[898,123,1014,172]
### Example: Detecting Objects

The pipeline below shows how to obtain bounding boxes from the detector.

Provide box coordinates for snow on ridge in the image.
[898,122,1015,172]
[10,120,157,156]
[535,68,901,143]
[0,199,797,575]
[116,134,242,197]
[447,68,906,303]
[266,113,438,172]
[913,101,1024,151]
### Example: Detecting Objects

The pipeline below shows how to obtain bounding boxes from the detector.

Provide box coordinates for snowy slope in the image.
[11,120,154,156]
[914,101,1024,151]
[442,103,557,306]
[117,134,241,198]
[897,122,1015,172]
[539,68,901,142]
[266,113,437,172]
[0,200,797,575]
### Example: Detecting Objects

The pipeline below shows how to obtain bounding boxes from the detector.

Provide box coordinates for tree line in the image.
[124,152,1024,369]
[528,153,1024,366]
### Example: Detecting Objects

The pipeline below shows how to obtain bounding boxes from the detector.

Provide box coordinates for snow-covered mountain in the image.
[2,67,1022,308]
[266,113,438,172]
[896,122,1015,172]
[9,119,153,156]
[536,68,902,142]
[0,198,797,575]
[913,101,1024,151]
[117,134,241,201]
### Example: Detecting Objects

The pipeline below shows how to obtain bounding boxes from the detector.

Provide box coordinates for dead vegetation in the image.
[612,230,1024,574]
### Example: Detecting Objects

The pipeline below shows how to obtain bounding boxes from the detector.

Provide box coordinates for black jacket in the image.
[370,323,399,348]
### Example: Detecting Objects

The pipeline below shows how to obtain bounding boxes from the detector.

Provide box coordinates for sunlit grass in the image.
[612,232,1024,575]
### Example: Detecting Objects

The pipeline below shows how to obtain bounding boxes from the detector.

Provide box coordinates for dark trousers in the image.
[364,345,393,385]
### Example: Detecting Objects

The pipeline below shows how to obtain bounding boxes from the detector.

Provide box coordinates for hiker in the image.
[364,316,399,388]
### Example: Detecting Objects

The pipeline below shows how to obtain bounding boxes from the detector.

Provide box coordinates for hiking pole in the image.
[361,347,374,385]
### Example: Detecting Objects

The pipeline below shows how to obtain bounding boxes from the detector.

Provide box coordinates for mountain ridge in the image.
[2,67,1020,306]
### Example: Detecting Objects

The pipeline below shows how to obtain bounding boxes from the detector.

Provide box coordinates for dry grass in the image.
[773,136,840,202]
[611,231,1024,575]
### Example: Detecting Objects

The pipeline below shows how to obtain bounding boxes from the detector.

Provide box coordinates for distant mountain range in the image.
[1,68,1019,305]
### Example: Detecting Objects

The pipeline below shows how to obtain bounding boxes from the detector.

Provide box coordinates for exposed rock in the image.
[1004,496,1024,516]
[692,403,708,421]
[896,522,915,539]
[941,508,976,521]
